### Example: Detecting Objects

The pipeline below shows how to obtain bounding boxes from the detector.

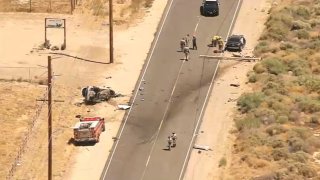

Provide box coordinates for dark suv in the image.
[200,0,220,16]
[224,35,246,52]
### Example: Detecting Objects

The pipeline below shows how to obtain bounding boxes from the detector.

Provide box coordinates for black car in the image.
[200,0,220,16]
[224,35,246,52]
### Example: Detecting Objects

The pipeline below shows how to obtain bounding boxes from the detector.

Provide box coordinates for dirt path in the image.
[183,0,271,179]
[64,0,168,179]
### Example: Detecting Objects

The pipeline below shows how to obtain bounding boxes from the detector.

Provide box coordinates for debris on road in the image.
[230,83,240,87]
[193,144,212,151]
[117,104,131,110]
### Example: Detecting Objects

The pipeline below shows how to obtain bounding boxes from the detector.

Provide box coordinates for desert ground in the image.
[1,0,301,179]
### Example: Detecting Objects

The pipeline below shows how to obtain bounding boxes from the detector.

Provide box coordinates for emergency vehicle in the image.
[72,117,105,144]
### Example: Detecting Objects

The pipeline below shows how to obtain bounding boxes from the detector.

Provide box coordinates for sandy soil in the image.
[0,0,166,179]
[65,0,168,179]
[0,0,272,179]
[183,0,271,179]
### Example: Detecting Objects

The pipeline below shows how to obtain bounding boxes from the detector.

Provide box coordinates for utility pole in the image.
[47,56,52,180]
[109,0,114,63]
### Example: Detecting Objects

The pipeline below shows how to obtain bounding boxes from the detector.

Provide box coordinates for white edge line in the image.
[141,16,202,180]
[102,0,175,178]
[178,0,242,179]
[140,61,185,180]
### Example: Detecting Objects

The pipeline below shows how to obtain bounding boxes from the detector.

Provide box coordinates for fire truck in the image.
[72,117,105,144]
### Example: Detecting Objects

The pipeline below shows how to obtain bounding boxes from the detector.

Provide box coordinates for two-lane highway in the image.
[101,0,242,179]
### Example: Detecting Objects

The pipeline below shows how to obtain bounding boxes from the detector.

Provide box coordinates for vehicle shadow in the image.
[67,138,96,146]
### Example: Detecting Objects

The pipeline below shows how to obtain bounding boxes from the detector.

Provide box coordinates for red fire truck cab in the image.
[72,117,105,144]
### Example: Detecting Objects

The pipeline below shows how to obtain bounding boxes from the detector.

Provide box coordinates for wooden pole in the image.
[47,56,52,180]
[70,0,73,14]
[109,0,114,63]
[63,19,66,50]
[29,0,32,12]
[45,18,47,45]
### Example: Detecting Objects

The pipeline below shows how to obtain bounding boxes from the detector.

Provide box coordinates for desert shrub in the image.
[277,115,289,124]
[289,151,309,163]
[237,92,265,113]
[307,136,320,148]
[252,173,277,180]
[297,97,320,113]
[262,81,288,95]
[254,41,272,55]
[310,115,319,124]
[253,108,277,119]
[272,148,289,161]
[247,71,258,83]
[307,39,320,49]
[266,124,287,136]
[297,75,320,93]
[279,42,294,50]
[294,5,311,19]
[262,57,287,75]
[287,59,310,76]
[235,117,261,131]
[219,157,227,167]
[144,0,154,8]
[289,163,317,178]
[313,5,320,15]
[253,63,267,74]
[309,18,320,28]
[296,29,310,39]
[263,11,292,41]
[291,20,311,30]
[291,127,312,139]
[270,138,286,148]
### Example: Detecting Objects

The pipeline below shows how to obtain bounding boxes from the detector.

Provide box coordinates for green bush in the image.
[287,59,310,76]
[289,151,309,163]
[254,41,272,55]
[296,29,310,39]
[279,42,294,50]
[291,20,311,30]
[247,71,258,83]
[294,6,311,19]
[297,75,320,93]
[235,117,261,131]
[272,148,289,161]
[253,63,267,74]
[266,124,287,136]
[262,58,287,75]
[237,93,265,113]
[277,115,289,124]
[264,11,292,41]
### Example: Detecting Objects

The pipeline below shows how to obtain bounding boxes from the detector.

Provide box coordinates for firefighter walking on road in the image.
[211,35,220,47]
[192,35,197,50]
[218,38,224,52]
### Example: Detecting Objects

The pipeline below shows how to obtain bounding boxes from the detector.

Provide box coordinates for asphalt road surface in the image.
[101,0,242,179]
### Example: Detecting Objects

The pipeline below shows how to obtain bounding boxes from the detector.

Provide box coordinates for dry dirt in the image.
[1,0,273,179]
[0,0,162,179]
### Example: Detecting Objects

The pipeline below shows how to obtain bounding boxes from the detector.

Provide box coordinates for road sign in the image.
[46,18,65,28]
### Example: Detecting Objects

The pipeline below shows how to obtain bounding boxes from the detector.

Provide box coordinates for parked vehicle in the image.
[200,0,220,16]
[72,117,105,144]
[224,35,246,52]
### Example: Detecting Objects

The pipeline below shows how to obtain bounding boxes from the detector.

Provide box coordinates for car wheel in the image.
[216,11,219,16]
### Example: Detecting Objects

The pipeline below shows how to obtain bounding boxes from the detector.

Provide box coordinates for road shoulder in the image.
[183,0,271,179]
